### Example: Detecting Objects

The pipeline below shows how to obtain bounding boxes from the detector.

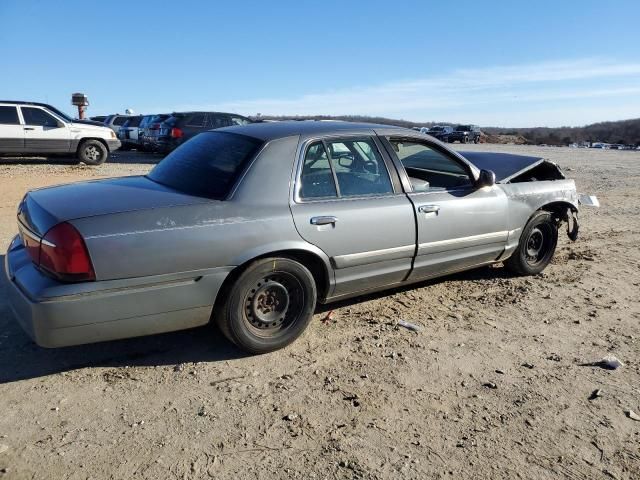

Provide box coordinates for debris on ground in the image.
[625,410,640,421]
[321,310,335,324]
[397,320,422,332]
[588,389,603,400]
[580,355,624,370]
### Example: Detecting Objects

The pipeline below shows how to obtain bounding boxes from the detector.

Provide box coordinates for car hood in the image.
[19,176,211,235]
[459,151,564,183]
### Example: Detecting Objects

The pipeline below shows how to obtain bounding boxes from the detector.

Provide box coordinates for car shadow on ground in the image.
[0,259,512,384]
[0,150,165,166]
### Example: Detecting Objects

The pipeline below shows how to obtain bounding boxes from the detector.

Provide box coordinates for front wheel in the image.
[78,140,108,165]
[504,211,558,275]
[215,257,317,354]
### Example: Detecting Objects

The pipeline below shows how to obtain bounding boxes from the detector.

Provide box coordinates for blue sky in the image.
[1,0,639,127]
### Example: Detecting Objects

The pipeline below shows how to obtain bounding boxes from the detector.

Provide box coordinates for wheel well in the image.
[76,138,109,154]
[213,249,331,313]
[535,201,577,221]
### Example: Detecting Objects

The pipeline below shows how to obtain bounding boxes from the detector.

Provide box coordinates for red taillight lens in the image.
[171,127,183,138]
[39,222,95,281]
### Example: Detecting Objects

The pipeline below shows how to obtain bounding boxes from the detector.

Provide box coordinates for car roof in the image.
[0,100,56,108]
[218,120,408,141]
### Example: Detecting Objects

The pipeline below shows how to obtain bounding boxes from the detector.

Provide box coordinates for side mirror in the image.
[477,169,496,188]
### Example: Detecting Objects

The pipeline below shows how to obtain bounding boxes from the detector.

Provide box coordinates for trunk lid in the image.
[18,176,210,236]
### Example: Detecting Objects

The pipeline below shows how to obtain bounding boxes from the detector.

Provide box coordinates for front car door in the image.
[290,134,415,299]
[381,134,508,280]
[20,106,71,153]
[0,105,25,153]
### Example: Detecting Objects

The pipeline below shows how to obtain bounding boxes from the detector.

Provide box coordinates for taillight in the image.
[38,222,95,282]
[171,127,183,138]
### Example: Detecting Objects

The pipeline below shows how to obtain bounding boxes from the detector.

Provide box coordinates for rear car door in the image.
[290,135,415,298]
[0,105,25,153]
[383,136,508,280]
[20,106,71,153]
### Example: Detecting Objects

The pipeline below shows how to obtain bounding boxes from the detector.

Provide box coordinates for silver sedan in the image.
[4,121,592,353]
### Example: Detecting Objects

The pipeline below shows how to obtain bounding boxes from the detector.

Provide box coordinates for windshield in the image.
[147,131,263,199]
[430,126,444,132]
[46,105,74,122]
[456,125,471,131]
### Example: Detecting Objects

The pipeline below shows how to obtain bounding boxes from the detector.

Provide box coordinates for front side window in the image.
[209,115,232,129]
[299,137,394,200]
[148,131,262,199]
[113,116,129,126]
[388,139,472,191]
[21,107,60,127]
[0,106,19,125]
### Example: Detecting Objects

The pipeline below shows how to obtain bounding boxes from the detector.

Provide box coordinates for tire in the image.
[78,140,108,165]
[473,136,480,144]
[215,257,317,354]
[504,211,558,276]
[462,136,469,144]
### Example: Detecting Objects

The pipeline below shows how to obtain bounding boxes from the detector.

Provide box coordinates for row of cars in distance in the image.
[414,124,481,143]
[93,111,252,153]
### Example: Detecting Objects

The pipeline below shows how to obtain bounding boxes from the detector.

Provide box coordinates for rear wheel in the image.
[462,136,469,144]
[78,140,108,165]
[473,135,480,144]
[215,257,317,354]
[505,211,558,275]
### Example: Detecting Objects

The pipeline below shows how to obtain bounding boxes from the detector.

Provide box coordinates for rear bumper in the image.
[4,237,231,348]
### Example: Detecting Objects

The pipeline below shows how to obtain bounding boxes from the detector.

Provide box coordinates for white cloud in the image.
[162,58,640,127]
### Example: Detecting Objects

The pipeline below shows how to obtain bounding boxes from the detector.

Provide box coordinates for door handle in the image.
[310,216,338,226]
[23,127,35,130]
[418,205,440,214]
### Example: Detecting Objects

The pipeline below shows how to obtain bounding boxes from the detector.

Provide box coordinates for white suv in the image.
[0,101,121,165]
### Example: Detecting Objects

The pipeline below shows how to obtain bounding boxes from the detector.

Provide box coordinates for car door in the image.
[0,105,25,153]
[20,106,71,153]
[383,136,508,280]
[290,135,416,298]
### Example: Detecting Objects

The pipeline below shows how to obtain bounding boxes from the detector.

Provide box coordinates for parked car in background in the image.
[146,111,251,153]
[4,121,596,353]
[427,125,454,142]
[117,115,144,150]
[103,114,133,133]
[419,127,430,134]
[0,100,119,164]
[90,115,107,123]
[139,114,169,152]
[449,125,481,144]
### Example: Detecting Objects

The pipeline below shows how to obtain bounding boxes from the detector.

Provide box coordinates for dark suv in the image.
[146,112,252,153]
[449,125,481,144]
[427,125,454,142]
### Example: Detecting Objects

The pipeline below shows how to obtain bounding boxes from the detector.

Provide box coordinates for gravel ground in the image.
[0,145,638,480]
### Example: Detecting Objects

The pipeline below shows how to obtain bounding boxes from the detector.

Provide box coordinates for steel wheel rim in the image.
[243,272,304,338]
[524,225,552,266]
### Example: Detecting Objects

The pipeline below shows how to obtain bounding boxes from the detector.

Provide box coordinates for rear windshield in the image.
[147,131,263,199]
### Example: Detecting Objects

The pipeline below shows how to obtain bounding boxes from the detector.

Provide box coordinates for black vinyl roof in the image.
[219,120,407,141]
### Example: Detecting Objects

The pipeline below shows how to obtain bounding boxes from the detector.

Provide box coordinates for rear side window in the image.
[300,142,337,199]
[185,114,206,127]
[148,132,263,199]
[299,138,393,200]
[113,116,129,126]
[209,115,232,129]
[21,107,60,127]
[230,116,250,126]
[128,116,142,127]
[0,106,19,125]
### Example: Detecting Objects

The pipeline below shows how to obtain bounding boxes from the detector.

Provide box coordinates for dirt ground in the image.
[0,145,638,480]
